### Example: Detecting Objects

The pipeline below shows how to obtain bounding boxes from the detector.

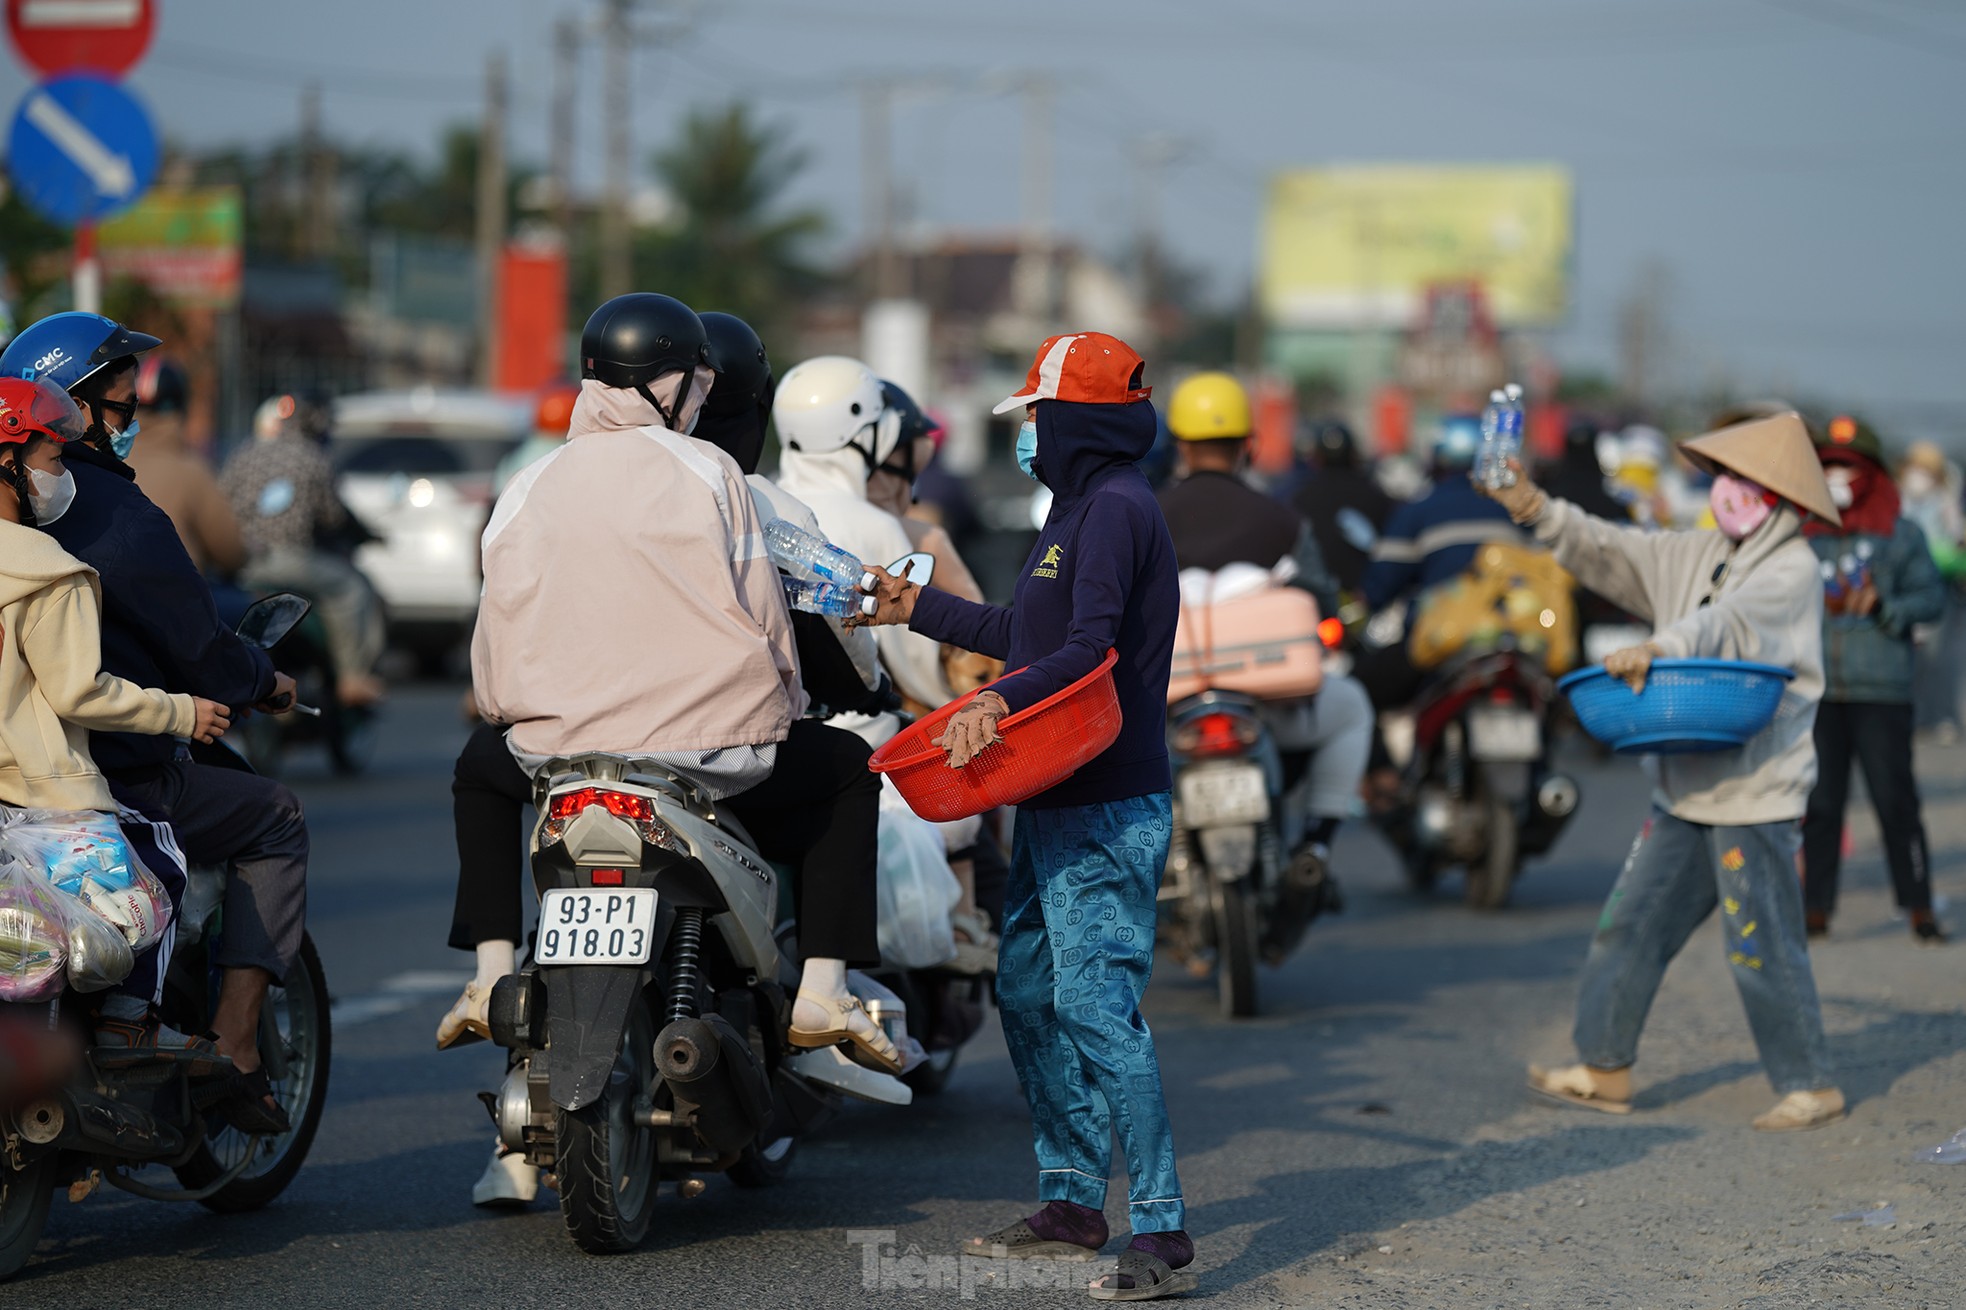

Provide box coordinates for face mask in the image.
[1824,466,1856,510]
[108,419,139,460]
[1710,472,1774,540]
[1016,419,1039,481]
[26,465,76,525]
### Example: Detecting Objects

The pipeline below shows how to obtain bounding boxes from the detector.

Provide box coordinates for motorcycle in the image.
[483,755,912,1255]
[213,584,377,778]
[1377,642,1579,909]
[0,594,333,1280]
[1158,692,1341,1019]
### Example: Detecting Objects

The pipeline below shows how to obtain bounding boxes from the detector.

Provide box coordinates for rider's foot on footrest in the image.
[93,1013,230,1079]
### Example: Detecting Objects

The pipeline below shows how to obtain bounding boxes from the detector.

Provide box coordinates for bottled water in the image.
[783,576,876,620]
[1477,383,1526,490]
[764,518,875,592]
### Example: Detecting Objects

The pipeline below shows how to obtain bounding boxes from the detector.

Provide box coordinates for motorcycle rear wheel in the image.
[0,1152,56,1282]
[1211,880,1260,1019]
[556,1003,658,1253]
[1465,792,1519,912]
[173,933,333,1212]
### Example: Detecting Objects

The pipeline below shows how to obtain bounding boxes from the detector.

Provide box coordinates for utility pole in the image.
[1130,134,1185,345]
[477,49,509,388]
[551,18,578,242]
[599,0,633,301]
[860,79,897,301]
[1016,74,1055,324]
[298,81,328,261]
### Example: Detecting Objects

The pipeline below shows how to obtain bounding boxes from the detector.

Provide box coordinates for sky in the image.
[4,0,1963,437]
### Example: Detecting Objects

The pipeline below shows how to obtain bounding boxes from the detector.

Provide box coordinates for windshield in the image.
[333,433,516,477]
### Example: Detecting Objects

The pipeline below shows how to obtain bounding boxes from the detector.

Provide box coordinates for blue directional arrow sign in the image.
[6,73,158,228]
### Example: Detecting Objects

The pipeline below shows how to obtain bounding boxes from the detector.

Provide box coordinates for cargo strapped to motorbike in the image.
[1168,566,1325,704]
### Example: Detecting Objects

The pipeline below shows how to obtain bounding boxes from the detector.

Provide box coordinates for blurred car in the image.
[331,387,531,656]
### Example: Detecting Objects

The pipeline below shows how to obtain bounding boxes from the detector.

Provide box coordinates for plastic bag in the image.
[1409,543,1579,676]
[875,781,961,969]
[63,901,134,992]
[0,854,70,1002]
[0,810,172,952]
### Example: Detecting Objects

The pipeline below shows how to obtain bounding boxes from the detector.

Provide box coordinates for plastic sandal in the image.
[1089,1248,1199,1300]
[961,1218,1102,1262]
[787,993,903,1074]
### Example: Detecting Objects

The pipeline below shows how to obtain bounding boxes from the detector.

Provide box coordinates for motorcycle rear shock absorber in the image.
[667,907,705,1023]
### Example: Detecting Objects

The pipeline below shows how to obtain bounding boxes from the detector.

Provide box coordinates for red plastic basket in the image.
[869,649,1122,822]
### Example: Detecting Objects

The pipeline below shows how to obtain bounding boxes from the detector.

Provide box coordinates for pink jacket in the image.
[471,376,806,760]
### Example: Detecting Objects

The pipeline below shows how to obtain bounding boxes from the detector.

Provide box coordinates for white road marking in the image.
[21,0,141,26]
[331,970,475,1028]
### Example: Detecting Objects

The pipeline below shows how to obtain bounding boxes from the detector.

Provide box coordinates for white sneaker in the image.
[472,1145,539,1207]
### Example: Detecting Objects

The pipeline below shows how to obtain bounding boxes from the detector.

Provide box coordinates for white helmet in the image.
[773,355,898,470]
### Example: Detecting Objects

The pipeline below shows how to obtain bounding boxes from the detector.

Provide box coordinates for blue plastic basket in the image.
[1558,659,1793,755]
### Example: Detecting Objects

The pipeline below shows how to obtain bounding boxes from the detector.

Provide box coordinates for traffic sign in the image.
[6,0,154,77]
[6,73,157,226]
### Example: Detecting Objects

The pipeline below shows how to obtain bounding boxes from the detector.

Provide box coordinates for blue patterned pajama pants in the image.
[999,792,1184,1234]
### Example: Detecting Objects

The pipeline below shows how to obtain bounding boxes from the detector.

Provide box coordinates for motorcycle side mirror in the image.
[237,592,312,649]
[888,552,935,587]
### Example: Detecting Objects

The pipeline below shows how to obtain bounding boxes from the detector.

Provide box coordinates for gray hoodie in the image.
[1532,499,1823,825]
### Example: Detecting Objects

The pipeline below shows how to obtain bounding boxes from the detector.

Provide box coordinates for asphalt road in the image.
[9,686,1962,1309]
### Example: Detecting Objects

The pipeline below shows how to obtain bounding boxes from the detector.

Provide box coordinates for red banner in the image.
[493,244,567,394]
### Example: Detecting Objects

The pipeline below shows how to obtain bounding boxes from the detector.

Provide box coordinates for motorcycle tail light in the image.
[539,787,686,853]
[1317,617,1345,649]
[1174,711,1260,758]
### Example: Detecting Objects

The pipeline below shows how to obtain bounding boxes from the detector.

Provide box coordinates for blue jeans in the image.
[1573,810,1835,1095]
[999,793,1184,1234]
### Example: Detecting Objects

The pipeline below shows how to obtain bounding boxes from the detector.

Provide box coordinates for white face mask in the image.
[1825,466,1856,510]
[26,464,76,525]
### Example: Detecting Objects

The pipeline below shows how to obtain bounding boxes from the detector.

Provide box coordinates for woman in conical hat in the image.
[1476,410,1847,1132]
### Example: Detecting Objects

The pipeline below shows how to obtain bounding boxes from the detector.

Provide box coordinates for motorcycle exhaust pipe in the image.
[654,1014,772,1158]
[1537,774,1580,821]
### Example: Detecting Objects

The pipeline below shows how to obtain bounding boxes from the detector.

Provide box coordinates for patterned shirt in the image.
[220,434,346,555]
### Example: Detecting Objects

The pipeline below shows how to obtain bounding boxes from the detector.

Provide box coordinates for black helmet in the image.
[136,356,189,414]
[1311,419,1358,469]
[580,293,714,429]
[874,379,943,483]
[696,311,773,475]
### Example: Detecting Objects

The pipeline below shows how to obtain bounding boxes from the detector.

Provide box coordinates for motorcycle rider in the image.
[469,293,898,1071]
[1483,411,1848,1131]
[221,391,387,708]
[1157,372,1370,908]
[0,377,230,1071]
[122,357,248,575]
[1,317,304,1133]
[1291,419,1395,596]
[860,332,1198,1300]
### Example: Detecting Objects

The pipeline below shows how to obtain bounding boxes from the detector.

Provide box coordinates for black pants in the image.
[1802,701,1931,915]
[449,719,882,967]
[109,761,310,977]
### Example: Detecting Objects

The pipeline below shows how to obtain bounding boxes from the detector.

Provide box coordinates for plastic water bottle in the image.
[1841,550,1870,592]
[782,576,876,620]
[1819,558,1845,602]
[1477,383,1525,490]
[764,518,875,592]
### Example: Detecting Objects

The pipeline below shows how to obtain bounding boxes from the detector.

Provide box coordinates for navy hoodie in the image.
[44,442,275,774]
[910,398,1177,808]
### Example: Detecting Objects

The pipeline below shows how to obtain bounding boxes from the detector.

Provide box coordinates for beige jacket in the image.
[0,523,197,810]
[472,379,806,761]
[1533,499,1822,824]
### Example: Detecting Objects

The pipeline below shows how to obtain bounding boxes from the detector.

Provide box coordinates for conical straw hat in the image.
[1680,411,1841,527]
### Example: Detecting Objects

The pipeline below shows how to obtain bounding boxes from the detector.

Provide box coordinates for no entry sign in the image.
[6,0,154,78]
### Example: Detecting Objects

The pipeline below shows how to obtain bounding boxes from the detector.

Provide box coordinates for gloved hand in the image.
[850,564,919,629]
[1604,642,1662,693]
[1472,458,1549,525]
[934,691,1010,768]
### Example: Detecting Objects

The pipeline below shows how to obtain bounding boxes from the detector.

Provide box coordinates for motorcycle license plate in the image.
[1179,764,1269,828]
[1467,706,1542,762]
[536,888,658,965]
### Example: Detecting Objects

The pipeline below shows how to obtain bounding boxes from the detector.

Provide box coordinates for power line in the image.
[148,40,484,103]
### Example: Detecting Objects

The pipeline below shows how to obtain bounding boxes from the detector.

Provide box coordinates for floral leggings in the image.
[999,792,1184,1234]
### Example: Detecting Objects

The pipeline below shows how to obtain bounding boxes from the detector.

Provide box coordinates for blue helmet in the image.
[1432,413,1482,472]
[0,312,161,395]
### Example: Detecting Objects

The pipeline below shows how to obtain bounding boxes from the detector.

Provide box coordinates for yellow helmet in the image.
[1167,371,1250,442]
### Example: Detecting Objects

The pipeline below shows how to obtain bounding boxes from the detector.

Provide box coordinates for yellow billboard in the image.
[1261,166,1573,329]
